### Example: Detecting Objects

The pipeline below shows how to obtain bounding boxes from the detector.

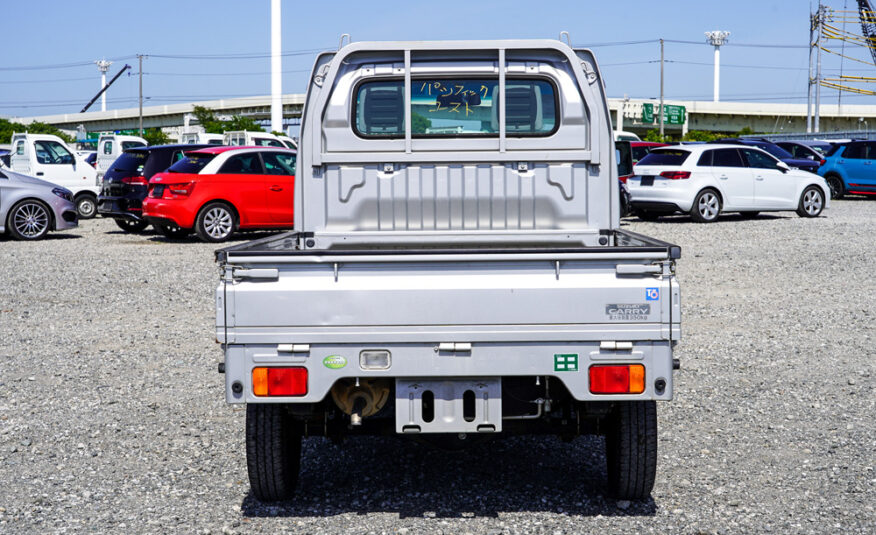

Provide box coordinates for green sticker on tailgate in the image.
[554,353,578,372]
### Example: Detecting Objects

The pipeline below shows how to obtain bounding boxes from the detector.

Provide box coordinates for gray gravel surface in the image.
[0,201,874,534]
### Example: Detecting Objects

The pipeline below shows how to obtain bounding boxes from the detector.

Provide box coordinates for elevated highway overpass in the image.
[8,94,876,138]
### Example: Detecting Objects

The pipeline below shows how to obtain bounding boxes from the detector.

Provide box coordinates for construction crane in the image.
[856,0,876,64]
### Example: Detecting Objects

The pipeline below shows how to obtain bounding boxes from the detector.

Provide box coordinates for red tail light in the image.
[252,367,308,397]
[659,171,691,180]
[589,364,646,394]
[121,175,148,186]
[166,181,196,196]
[819,159,826,166]
[619,174,631,183]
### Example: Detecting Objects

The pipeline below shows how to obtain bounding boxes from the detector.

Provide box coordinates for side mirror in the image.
[776,161,790,173]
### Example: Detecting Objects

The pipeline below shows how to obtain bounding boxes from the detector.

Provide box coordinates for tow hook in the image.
[673,358,681,370]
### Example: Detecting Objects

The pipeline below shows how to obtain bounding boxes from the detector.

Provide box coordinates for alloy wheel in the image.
[203,207,233,239]
[13,202,50,238]
[697,192,720,221]
[802,189,823,216]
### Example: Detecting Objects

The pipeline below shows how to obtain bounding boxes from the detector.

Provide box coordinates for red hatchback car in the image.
[142,146,296,242]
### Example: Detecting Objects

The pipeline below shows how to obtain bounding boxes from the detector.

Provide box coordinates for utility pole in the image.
[659,38,665,139]
[270,0,283,133]
[815,3,827,133]
[95,60,112,112]
[705,31,730,102]
[807,6,816,132]
[137,54,146,136]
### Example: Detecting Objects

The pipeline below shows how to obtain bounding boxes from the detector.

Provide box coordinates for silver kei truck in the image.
[215,39,681,503]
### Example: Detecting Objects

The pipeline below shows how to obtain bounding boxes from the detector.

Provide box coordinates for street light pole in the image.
[705,31,730,102]
[137,54,147,135]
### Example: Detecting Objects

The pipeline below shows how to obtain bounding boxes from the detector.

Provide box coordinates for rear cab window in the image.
[354,77,558,138]
[637,150,690,166]
[122,141,146,150]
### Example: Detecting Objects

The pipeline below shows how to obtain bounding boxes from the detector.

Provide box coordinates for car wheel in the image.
[195,202,237,242]
[739,211,759,219]
[825,175,844,200]
[8,200,51,240]
[75,195,97,219]
[154,223,191,240]
[605,401,658,500]
[634,210,661,221]
[114,218,149,233]
[246,404,302,502]
[690,189,721,223]
[797,186,825,218]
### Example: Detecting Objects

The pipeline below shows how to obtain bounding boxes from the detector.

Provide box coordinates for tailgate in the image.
[219,253,679,345]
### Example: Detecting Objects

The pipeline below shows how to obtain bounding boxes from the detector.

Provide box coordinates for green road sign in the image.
[641,103,686,125]
[642,103,654,124]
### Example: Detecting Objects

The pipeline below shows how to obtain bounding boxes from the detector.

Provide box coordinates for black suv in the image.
[97,144,213,232]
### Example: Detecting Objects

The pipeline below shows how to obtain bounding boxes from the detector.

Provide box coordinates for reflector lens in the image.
[252,367,308,397]
[252,367,268,396]
[589,364,646,394]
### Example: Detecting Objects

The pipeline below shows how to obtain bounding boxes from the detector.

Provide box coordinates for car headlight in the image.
[52,187,73,202]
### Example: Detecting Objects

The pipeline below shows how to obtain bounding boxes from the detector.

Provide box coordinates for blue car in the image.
[817,141,876,199]
[714,138,820,174]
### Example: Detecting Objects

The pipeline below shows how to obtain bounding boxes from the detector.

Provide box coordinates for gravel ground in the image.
[0,200,874,534]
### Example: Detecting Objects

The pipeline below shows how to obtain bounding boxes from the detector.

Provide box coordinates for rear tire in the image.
[75,194,97,219]
[797,186,825,217]
[605,401,657,500]
[246,404,302,502]
[114,218,149,233]
[154,222,191,240]
[690,189,721,223]
[195,202,237,242]
[825,175,844,200]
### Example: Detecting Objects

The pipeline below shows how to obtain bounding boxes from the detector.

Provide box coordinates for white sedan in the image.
[627,144,830,222]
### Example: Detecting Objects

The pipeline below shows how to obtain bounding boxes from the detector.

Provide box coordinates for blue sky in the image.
[0,0,871,119]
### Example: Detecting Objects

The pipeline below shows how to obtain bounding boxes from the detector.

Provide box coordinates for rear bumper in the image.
[630,201,683,214]
[223,340,676,405]
[141,198,195,228]
[98,195,144,220]
[628,182,694,211]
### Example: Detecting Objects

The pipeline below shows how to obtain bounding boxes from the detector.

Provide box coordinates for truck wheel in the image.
[825,175,844,199]
[154,223,191,240]
[690,189,720,223]
[195,202,237,242]
[246,404,302,502]
[796,186,824,218]
[605,401,657,500]
[8,200,51,240]
[75,194,97,219]
[114,218,149,233]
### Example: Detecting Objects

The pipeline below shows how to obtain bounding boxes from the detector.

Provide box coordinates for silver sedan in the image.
[1,167,78,240]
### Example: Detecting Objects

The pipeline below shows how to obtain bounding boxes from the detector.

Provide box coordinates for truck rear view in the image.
[216,39,681,502]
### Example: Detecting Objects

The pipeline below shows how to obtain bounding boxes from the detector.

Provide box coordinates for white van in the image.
[180,132,224,145]
[223,130,286,148]
[9,133,100,218]
[96,134,147,178]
